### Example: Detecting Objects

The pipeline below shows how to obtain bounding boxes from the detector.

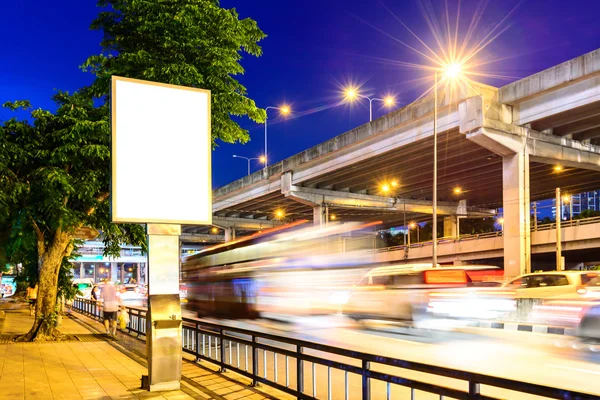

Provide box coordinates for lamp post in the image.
[232,155,264,176]
[264,105,290,167]
[563,194,572,221]
[344,88,395,122]
[432,63,462,268]
[409,222,419,243]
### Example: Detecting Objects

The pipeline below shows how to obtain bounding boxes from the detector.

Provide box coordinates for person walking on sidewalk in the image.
[26,282,38,316]
[100,280,119,337]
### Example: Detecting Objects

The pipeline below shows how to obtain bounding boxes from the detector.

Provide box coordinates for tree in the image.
[458,218,497,235]
[82,0,267,146]
[0,95,146,341]
[1,0,267,341]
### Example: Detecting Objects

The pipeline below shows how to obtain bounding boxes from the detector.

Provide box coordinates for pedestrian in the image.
[26,282,38,316]
[91,285,99,301]
[100,280,119,337]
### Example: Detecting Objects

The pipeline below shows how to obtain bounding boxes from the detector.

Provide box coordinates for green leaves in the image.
[83,0,267,147]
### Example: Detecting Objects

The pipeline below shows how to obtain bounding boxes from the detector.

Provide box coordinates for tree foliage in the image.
[82,0,267,146]
[0,94,146,340]
[1,0,267,341]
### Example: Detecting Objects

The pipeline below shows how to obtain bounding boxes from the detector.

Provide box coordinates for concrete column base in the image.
[149,381,181,392]
[502,152,531,277]
[313,205,325,226]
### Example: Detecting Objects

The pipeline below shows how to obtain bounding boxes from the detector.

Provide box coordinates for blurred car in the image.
[578,302,600,341]
[343,264,505,322]
[117,284,144,305]
[73,278,95,298]
[503,271,600,299]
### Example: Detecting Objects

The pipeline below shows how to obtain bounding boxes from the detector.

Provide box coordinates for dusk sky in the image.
[2,0,600,189]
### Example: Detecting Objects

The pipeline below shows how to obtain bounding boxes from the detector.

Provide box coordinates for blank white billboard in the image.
[111,76,212,225]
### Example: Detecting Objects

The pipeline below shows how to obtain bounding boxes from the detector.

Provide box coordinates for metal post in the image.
[570,197,573,221]
[369,98,373,122]
[264,116,268,168]
[403,200,407,247]
[533,202,538,231]
[219,329,226,372]
[556,188,562,271]
[469,382,480,396]
[362,360,371,400]
[297,345,304,398]
[252,336,259,387]
[432,70,438,267]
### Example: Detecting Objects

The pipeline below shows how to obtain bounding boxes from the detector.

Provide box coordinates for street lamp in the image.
[408,222,420,244]
[274,209,285,220]
[232,155,264,176]
[264,105,291,167]
[344,87,395,122]
[432,63,463,268]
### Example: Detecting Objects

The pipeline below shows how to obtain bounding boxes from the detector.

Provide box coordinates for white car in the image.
[118,284,145,305]
[503,271,600,299]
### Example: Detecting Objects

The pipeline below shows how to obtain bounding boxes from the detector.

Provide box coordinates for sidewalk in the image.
[0,300,282,400]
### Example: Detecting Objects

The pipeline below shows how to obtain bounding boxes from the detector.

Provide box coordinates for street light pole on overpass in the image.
[264,105,291,168]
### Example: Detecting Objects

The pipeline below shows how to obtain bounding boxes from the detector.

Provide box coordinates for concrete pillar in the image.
[79,262,84,279]
[313,205,325,226]
[502,151,531,277]
[110,262,118,282]
[443,217,457,238]
[224,227,236,242]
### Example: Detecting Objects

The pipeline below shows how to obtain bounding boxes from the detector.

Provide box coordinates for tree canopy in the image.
[1,0,267,340]
[82,0,267,146]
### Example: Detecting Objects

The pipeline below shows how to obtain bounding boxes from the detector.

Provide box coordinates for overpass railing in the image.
[376,216,600,253]
[72,298,596,400]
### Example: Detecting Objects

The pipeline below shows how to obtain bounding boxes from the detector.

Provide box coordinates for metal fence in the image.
[72,298,596,400]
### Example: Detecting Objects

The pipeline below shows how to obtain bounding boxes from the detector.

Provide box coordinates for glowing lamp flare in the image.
[280,105,291,115]
[563,195,571,203]
[498,218,504,225]
[344,87,358,100]
[275,209,285,219]
[384,96,395,106]
[444,63,462,79]
[453,187,462,194]
[259,156,266,163]
[381,184,390,193]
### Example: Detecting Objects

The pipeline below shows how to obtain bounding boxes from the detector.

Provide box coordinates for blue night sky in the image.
[2,0,600,190]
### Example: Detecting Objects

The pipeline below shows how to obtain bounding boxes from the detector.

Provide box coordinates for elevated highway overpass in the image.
[188,48,600,276]
[371,216,600,266]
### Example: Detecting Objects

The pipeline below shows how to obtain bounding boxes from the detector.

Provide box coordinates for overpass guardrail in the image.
[72,297,596,400]
[376,215,600,253]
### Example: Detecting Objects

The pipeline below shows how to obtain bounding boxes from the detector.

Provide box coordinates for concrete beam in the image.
[510,75,600,127]
[281,172,495,217]
[461,95,600,171]
[499,48,600,105]
[211,216,283,230]
[213,83,496,212]
[179,233,224,243]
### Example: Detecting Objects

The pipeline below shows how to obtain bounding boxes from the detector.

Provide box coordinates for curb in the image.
[474,320,576,336]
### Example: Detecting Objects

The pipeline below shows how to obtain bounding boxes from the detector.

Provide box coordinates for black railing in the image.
[72,298,597,400]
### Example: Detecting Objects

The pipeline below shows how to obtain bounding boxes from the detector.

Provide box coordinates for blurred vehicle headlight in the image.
[328,291,350,305]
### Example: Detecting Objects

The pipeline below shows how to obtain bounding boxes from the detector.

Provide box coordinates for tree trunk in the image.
[17,231,72,342]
